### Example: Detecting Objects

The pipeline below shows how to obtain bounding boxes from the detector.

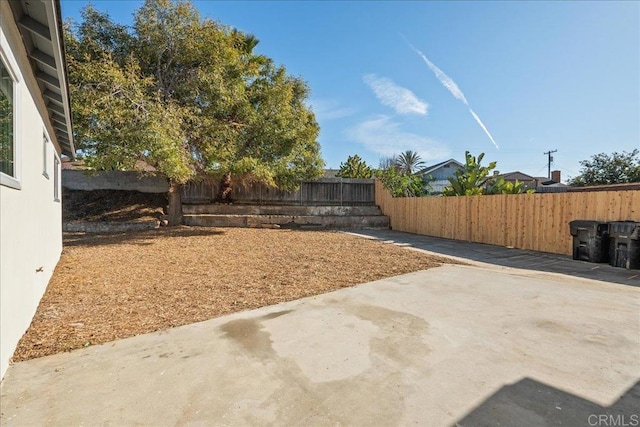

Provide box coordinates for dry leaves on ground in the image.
[14,227,457,362]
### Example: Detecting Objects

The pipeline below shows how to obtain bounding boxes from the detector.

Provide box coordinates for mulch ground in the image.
[13,227,458,362]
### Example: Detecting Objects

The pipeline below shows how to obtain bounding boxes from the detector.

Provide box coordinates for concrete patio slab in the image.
[1,264,639,426]
[347,229,640,286]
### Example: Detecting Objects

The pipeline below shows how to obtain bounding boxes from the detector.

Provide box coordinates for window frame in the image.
[42,132,50,179]
[53,152,60,202]
[0,35,21,190]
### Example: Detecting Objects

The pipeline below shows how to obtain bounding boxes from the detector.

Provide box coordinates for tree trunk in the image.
[215,171,233,204]
[167,181,183,226]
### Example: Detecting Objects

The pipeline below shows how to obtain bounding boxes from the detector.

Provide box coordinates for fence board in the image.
[374,180,640,256]
[183,178,375,206]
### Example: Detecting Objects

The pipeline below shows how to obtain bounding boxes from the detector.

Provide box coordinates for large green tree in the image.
[66,0,324,224]
[376,166,427,197]
[568,150,640,187]
[336,155,373,178]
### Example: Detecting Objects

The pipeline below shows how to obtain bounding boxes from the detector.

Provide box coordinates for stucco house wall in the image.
[0,0,74,379]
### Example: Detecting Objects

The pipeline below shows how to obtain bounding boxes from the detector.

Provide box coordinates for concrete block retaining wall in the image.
[63,221,160,233]
[62,170,169,193]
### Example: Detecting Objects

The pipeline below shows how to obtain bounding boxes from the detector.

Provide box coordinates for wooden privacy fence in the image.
[374,180,640,256]
[183,178,375,206]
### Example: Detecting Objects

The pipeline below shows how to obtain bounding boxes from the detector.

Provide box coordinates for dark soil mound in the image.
[63,188,167,222]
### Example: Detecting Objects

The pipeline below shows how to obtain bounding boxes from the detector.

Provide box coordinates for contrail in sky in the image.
[468,109,498,149]
[403,37,500,149]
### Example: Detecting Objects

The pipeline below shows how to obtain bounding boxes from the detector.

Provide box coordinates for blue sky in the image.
[61,1,639,181]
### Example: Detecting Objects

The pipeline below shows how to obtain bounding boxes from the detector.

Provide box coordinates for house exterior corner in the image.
[0,0,74,379]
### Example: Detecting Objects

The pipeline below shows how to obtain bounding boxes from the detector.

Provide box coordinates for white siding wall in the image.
[0,7,64,379]
[428,179,452,194]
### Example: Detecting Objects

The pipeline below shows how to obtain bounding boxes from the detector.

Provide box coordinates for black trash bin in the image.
[608,221,640,270]
[569,220,610,263]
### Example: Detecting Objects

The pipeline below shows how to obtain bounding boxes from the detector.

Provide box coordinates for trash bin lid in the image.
[609,221,640,239]
[569,220,609,236]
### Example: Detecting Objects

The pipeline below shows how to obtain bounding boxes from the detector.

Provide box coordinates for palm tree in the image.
[395,150,426,175]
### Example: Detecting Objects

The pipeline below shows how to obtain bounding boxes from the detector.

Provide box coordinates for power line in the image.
[543,149,557,179]
[534,163,550,175]
[555,164,578,175]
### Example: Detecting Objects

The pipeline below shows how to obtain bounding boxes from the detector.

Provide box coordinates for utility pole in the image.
[544,149,557,179]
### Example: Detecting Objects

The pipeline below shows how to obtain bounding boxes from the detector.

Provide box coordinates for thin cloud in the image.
[346,115,450,161]
[363,74,428,115]
[468,109,499,150]
[309,99,357,121]
[403,37,499,149]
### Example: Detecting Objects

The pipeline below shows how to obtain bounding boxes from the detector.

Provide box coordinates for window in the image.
[0,43,19,189]
[53,154,60,202]
[0,58,14,178]
[43,133,50,179]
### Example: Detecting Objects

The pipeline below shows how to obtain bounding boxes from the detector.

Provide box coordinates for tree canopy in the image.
[376,166,428,197]
[395,150,426,175]
[65,0,324,222]
[442,151,532,196]
[442,151,496,196]
[336,155,373,178]
[568,150,640,186]
[375,152,428,197]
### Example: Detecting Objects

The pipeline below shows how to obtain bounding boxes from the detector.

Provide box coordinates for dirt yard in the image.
[14,227,457,362]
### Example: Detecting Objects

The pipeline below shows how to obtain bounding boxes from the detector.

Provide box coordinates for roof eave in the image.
[11,0,75,158]
[46,0,75,158]
[420,159,463,175]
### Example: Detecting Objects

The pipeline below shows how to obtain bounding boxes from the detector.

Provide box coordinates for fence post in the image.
[340,179,343,206]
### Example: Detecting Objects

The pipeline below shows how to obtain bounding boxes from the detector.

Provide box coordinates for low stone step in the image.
[182,204,383,216]
[183,214,390,230]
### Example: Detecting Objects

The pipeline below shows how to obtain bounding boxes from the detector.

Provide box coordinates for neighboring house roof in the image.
[418,159,463,176]
[7,0,75,158]
[499,171,536,182]
[537,179,567,186]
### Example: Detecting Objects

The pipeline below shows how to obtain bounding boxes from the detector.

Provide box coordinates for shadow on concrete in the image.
[351,230,640,287]
[63,226,225,247]
[455,378,640,427]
